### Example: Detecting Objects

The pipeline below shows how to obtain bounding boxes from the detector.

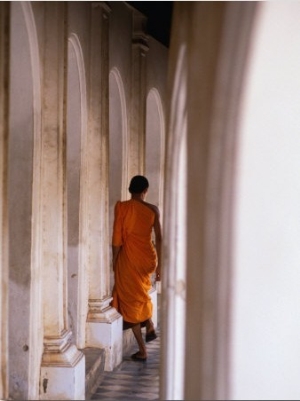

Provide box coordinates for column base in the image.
[86,297,123,371]
[40,330,85,400]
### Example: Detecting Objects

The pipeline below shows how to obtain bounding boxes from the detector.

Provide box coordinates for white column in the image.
[0,3,9,399]
[128,9,149,178]
[161,10,188,398]
[85,2,123,372]
[39,4,84,400]
[129,7,159,329]
[184,4,257,399]
[232,3,300,399]
[162,2,257,400]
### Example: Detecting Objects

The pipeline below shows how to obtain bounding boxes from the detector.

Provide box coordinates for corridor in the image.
[3,2,300,400]
[90,329,160,401]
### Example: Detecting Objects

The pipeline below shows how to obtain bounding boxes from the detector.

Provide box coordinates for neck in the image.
[131,193,145,201]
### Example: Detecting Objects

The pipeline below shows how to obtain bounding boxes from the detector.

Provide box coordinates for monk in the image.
[111,175,162,361]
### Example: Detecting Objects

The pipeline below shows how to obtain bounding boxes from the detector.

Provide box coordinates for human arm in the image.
[153,209,162,281]
[112,201,123,272]
[112,245,121,272]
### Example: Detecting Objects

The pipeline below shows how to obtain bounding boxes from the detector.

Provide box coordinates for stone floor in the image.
[90,329,160,401]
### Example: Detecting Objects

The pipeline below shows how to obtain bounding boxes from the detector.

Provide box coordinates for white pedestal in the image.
[40,331,85,400]
[86,300,123,371]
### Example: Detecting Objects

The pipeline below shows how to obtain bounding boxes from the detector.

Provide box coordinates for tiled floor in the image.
[91,330,160,401]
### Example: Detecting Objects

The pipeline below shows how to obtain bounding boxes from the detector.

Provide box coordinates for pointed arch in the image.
[108,67,128,291]
[109,67,128,199]
[145,88,166,215]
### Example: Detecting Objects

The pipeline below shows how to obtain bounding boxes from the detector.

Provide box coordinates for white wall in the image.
[231,3,300,399]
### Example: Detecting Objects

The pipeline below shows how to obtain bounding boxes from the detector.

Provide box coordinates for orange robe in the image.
[111,199,157,324]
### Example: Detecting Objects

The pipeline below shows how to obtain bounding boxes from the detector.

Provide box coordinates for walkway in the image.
[90,330,160,401]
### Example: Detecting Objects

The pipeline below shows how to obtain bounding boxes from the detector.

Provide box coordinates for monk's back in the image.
[113,199,157,270]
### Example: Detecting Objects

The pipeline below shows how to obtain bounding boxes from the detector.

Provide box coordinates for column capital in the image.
[132,8,149,53]
[132,37,149,55]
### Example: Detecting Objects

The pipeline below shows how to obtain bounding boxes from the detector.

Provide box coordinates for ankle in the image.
[146,321,154,333]
[139,350,147,358]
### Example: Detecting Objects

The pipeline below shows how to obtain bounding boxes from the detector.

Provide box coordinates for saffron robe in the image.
[111,199,157,324]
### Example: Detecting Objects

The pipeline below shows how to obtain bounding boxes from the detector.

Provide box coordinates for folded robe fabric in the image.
[111,199,157,324]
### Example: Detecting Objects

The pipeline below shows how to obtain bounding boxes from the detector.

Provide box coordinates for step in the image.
[84,347,105,400]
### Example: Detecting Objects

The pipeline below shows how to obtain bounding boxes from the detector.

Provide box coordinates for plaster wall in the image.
[8,3,34,398]
[68,1,91,59]
[110,2,146,183]
[146,36,168,112]
[109,2,132,112]
[231,3,300,399]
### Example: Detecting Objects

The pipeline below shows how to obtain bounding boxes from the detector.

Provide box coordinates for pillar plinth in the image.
[87,298,123,371]
[41,329,83,366]
[40,330,85,400]
[87,297,116,322]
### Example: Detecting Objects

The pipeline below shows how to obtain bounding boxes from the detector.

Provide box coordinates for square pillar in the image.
[40,331,85,400]
[85,2,123,371]
[129,8,149,177]
[86,298,123,371]
[0,3,9,399]
[39,3,85,399]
